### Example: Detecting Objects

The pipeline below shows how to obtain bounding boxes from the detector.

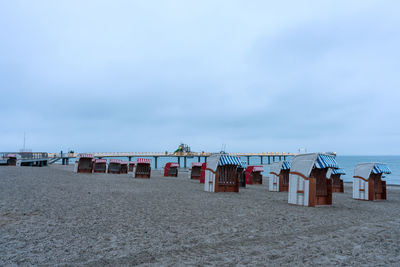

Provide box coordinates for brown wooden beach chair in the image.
[108,159,122,174]
[135,158,152,178]
[204,154,242,193]
[269,161,290,192]
[164,162,179,177]
[120,161,128,174]
[329,168,345,193]
[353,163,390,201]
[74,154,94,173]
[288,153,339,207]
[245,166,264,184]
[190,162,203,179]
[92,159,107,173]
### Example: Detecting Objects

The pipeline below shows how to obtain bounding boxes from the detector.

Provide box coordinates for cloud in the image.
[1,0,399,154]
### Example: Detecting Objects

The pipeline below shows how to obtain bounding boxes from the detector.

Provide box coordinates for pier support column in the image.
[198,156,200,162]
[284,156,286,160]
[154,156,158,169]
[279,156,282,161]
[184,157,187,169]
[260,156,263,165]
[273,156,275,162]
[268,156,270,164]
[247,156,250,165]
[205,157,207,163]
[128,156,132,161]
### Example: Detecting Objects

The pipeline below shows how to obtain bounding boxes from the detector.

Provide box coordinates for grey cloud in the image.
[1,1,399,154]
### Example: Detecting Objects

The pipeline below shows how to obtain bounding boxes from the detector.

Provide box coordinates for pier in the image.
[0,152,49,166]
[48,152,295,169]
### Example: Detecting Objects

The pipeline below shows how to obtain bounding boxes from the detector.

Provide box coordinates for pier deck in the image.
[0,152,49,167]
[49,152,295,168]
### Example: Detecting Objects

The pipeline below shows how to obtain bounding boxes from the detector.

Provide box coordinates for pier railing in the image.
[48,152,295,158]
[0,152,48,159]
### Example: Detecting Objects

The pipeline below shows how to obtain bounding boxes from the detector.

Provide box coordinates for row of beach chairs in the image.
[74,154,152,178]
[74,152,391,207]
[202,153,391,207]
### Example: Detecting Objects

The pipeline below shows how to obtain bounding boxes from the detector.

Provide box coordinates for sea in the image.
[61,155,400,185]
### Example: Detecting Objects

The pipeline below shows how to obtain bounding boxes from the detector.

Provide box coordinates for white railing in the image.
[48,152,296,158]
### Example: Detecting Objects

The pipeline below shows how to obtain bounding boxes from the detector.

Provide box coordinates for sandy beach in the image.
[1,165,400,266]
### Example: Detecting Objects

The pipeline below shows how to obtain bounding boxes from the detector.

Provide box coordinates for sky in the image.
[1,0,399,155]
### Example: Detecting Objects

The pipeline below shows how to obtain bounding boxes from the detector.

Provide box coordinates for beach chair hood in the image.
[291,153,338,177]
[192,162,203,167]
[206,154,242,172]
[78,153,93,159]
[332,168,346,175]
[270,161,290,175]
[137,158,151,164]
[354,163,391,179]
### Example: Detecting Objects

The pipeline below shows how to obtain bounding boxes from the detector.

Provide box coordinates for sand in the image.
[1,165,400,266]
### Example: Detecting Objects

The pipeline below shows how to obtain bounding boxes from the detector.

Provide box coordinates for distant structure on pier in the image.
[173,143,191,154]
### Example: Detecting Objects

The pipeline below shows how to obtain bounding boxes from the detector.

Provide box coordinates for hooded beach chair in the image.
[120,161,128,174]
[92,159,107,173]
[269,161,290,192]
[190,162,203,179]
[353,163,391,201]
[245,165,264,185]
[204,154,242,193]
[74,154,94,173]
[135,158,152,178]
[199,162,207,184]
[164,162,179,177]
[237,161,247,187]
[108,159,122,174]
[329,168,345,193]
[128,161,136,173]
[288,153,339,207]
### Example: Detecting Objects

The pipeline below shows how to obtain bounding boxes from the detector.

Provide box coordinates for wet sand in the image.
[1,165,400,266]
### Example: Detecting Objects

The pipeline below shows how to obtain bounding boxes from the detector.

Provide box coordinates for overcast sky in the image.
[1,1,399,155]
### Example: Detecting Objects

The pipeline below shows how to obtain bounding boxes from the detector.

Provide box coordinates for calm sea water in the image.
[61,155,400,185]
